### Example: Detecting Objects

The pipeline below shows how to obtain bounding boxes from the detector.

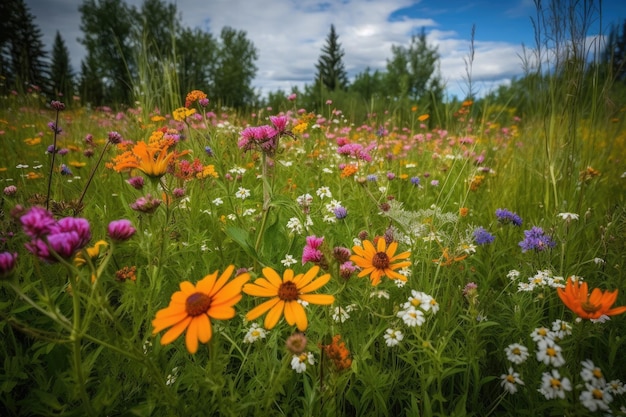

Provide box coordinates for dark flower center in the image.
[581,301,601,314]
[185,292,212,316]
[278,281,299,301]
[372,252,390,269]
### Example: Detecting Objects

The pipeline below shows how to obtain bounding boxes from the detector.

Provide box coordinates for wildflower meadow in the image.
[2,53,626,417]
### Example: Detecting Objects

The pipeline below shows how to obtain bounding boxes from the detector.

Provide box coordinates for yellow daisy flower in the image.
[350,238,411,286]
[243,266,335,331]
[152,265,250,354]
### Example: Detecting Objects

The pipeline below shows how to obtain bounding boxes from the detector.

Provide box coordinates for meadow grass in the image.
[0,82,625,417]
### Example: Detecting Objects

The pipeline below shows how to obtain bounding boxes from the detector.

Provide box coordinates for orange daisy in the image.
[152,265,250,354]
[350,238,411,286]
[243,266,335,331]
[557,277,626,320]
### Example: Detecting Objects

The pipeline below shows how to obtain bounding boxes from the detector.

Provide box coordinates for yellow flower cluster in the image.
[173,107,196,122]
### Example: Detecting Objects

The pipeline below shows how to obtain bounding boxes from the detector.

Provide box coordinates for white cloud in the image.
[27,0,535,100]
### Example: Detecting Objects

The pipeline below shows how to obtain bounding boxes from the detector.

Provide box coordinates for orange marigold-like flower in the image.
[152,265,250,354]
[322,334,352,371]
[243,266,335,331]
[432,247,468,267]
[185,90,207,108]
[557,277,626,320]
[340,164,358,178]
[350,239,411,286]
[112,141,188,178]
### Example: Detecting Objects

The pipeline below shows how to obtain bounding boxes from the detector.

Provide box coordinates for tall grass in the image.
[0,2,625,416]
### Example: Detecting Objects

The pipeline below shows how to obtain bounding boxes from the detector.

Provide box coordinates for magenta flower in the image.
[0,252,18,278]
[302,235,325,265]
[56,217,92,248]
[130,194,162,213]
[108,219,136,241]
[20,206,58,238]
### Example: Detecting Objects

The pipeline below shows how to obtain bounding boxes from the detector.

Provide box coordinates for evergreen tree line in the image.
[2,0,626,118]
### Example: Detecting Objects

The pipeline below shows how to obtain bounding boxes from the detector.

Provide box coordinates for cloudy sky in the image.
[26,0,626,100]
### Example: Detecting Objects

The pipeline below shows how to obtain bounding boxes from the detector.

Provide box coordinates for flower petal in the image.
[246,297,280,321]
[160,316,192,346]
[299,273,331,294]
[299,293,335,305]
[264,300,285,329]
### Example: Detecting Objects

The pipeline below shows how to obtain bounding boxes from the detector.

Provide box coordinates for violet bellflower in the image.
[519,226,556,252]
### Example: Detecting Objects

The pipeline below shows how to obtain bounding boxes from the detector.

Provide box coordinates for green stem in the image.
[46,109,60,210]
[76,141,111,214]
[254,153,272,253]
[67,273,95,415]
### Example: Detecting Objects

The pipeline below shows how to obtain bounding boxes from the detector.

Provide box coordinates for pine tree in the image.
[314,24,349,92]
[50,31,74,101]
[0,0,49,95]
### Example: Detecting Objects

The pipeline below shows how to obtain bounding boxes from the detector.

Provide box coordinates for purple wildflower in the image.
[339,261,356,280]
[410,177,421,186]
[496,208,523,226]
[108,219,136,241]
[519,226,556,252]
[332,246,351,263]
[126,176,144,190]
[60,164,72,176]
[50,100,65,111]
[334,206,348,220]
[20,206,57,238]
[108,131,123,144]
[473,227,495,245]
[0,252,18,278]
[130,194,162,213]
[3,185,17,196]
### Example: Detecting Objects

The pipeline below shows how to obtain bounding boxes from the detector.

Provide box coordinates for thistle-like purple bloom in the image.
[108,131,123,144]
[339,261,356,279]
[108,219,137,241]
[496,208,523,226]
[126,176,144,190]
[333,206,348,220]
[0,251,18,278]
[3,185,17,196]
[473,227,495,245]
[20,206,58,238]
[130,194,162,213]
[519,226,556,252]
[302,235,324,264]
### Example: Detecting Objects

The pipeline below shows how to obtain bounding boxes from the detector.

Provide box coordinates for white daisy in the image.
[579,383,612,412]
[538,369,572,400]
[504,343,529,365]
[384,329,404,347]
[291,352,315,373]
[536,339,566,367]
[243,323,267,344]
[500,367,524,394]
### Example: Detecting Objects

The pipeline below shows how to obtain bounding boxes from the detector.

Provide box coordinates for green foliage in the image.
[50,31,75,102]
[314,24,349,95]
[0,0,49,96]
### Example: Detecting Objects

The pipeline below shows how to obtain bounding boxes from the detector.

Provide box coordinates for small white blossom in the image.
[530,326,555,343]
[228,166,246,175]
[332,306,351,323]
[322,168,333,174]
[286,217,303,234]
[538,369,571,400]
[323,214,337,223]
[227,213,237,221]
[242,208,256,216]
[212,197,224,206]
[384,329,404,347]
[580,359,606,388]
[591,315,611,324]
[378,186,387,194]
[593,257,605,265]
[557,212,579,221]
[504,343,529,365]
[235,187,250,199]
[405,290,433,312]
[165,366,180,386]
[243,323,268,344]
[551,319,572,339]
[291,352,315,373]
[579,383,612,412]
[296,193,313,207]
[281,254,298,267]
[507,269,521,280]
[397,305,425,327]
[607,379,626,395]
[500,367,524,394]
[316,186,332,199]
[369,290,390,299]
[536,339,566,367]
